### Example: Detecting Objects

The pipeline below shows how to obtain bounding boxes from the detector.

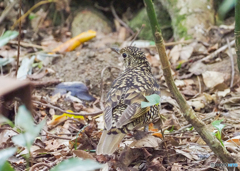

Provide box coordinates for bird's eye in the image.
[122,53,127,58]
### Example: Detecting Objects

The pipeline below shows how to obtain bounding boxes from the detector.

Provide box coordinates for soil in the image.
[41,43,121,97]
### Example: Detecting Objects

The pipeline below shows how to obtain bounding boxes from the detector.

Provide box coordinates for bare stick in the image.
[144,0,239,166]
[11,0,57,29]
[8,40,44,49]
[110,1,134,35]
[130,24,145,46]
[202,40,235,62]
[168,113,216,135]
[15,0,22,77]
[227,38,235,89]
[33,100,103,116]
[29,163,51,171]
[0,0,18,24]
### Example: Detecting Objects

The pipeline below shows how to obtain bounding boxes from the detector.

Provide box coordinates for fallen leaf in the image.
[202,71,224,88]
[73,150,94,160]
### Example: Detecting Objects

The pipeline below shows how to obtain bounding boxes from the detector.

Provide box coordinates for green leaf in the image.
[28,13,36,20]
[176,63,182,70]
[141,94,160,108]
[15,105,34,131]
[169,126,174,132]
[2,161,14,171]
[0,115,14,127]
[218,0,236,19]
[12,119,46,147]
[12,105,46,147]
[211,119,225,134]
[0,58,14,67]
[0,148,16,170]
[0,30,19,47]
[50,158,103,171]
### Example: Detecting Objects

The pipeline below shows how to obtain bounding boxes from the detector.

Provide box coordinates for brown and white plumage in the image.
[96,46,160,155]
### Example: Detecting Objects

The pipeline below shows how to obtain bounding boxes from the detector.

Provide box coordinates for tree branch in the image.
[144,0,240,169]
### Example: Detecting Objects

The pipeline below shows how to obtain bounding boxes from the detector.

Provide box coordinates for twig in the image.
[11,0,57,29]
[40,134,72,140]
[8,40,44,49]
[130,24,145,46]
[0,127,19,134]
[165,40,193,47]
[31,80,61,87]
[144,0,239,165]
[94,3,110,11]
[197,76,201,94]
[74,125,87,150]
[15,0,22,77]
[201,40,235,62]
[0,0,18,24]
[33,100,103,116]
[48,118,83,131]
[227,38,235,89]
[168,113,217,135]
[110,1,134,35]
[29,163,51,171]
[145,40,193,48]
[222,131,240,150]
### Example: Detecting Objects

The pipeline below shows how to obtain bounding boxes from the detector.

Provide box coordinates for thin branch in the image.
[40,133,73,140]
[29,163,51,171]
[144,0,239,167]
[11,0,57,29]
[15,0,22,77]
[168,113,216,135]
[8,40,44,49]
[235,0,240,71]
[226,38,235,89]
[33,100,103,116]
[0,0,18,24]
[110,1,134,35]
[202,40,235,62]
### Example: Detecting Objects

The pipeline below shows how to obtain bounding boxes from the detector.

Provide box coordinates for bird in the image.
[96,46,160,155]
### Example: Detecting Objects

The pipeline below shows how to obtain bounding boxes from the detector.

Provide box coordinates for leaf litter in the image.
[0,6,240,171]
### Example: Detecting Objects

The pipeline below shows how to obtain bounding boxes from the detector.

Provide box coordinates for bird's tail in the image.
[96,130,125,155]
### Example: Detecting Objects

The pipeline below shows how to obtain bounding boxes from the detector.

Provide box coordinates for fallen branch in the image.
[29,163,51,171]
[0,0,18,24]
[110,2,134,35]
[8,40,44,49]
[226,38,235,89]
[33,100,103,116]
[11,0,57,29]
[144,0,240,169]
[201,40,235,62]
[31,80,61,87]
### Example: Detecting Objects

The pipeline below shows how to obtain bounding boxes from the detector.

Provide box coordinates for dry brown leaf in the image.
[180,45,194,60]
[202,71,224,88]
[129,134,162,148]
[171,163,183,171]
[0,129,17,145]
[73,150,94,160]
[170,44,181,65]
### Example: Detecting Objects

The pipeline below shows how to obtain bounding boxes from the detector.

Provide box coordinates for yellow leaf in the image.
[62,110,84,120]
[51,30,96,53]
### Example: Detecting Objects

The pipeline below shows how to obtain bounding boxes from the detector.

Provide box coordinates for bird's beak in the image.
[111,47,120,55]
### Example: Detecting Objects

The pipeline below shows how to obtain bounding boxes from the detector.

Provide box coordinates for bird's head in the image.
[112,46,151,70]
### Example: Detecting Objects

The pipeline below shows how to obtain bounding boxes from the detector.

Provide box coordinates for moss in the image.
[174,14,192,39]
[129,2,173,40]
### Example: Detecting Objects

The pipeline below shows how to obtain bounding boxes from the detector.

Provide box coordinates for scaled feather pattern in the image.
[96,46,160,155]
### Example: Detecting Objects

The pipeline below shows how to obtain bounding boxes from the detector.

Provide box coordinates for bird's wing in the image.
[103,72,160,130]
[115,88,157,128]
